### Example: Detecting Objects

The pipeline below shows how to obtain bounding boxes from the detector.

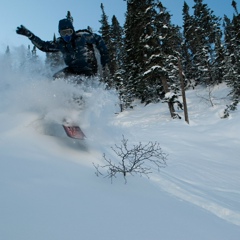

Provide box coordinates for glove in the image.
[16,25,33,38]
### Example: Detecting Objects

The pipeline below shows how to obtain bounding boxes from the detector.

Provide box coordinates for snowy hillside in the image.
[0,52,240,240]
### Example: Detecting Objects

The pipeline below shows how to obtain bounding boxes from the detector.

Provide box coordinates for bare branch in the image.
[93,135,168,183]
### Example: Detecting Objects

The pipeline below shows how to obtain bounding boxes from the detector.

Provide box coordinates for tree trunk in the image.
[178,58,189,124]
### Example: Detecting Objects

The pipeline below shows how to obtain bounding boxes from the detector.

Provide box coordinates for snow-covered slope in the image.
[1,55,240,240]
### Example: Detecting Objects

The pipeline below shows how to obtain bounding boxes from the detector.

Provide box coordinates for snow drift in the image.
[1,49,240,240]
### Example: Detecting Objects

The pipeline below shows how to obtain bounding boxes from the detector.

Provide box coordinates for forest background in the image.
[3,0,240,118]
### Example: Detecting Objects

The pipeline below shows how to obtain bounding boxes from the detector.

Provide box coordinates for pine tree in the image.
[5,46,10,55]
[222,1,240,117]
[99,4,111,52]
[99,3,112,86]
[32,46,37,58]
[87,26,93,33]
[151,1,182,117]
[122,0,183,117]
[232,0,239,14]
[123,0,155,105]
[182,1,197,86]
[66,11,73,23]
[185,0,222,85]
[109,15,124,76]
[4,46,12,71]
[109,15,125,92]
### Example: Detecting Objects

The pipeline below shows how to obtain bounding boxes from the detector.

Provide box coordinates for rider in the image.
[16,18,109,79]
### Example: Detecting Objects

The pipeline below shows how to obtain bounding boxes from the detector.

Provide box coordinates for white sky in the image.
[0,0,237,53]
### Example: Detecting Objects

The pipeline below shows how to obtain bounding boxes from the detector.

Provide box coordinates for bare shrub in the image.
[93,135,167,183]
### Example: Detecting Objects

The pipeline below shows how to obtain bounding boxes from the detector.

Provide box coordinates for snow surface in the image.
[1,52,240,240]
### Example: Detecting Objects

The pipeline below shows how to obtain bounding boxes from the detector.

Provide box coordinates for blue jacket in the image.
[29,30,109,75]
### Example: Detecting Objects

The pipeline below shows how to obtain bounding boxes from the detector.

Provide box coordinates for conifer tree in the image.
[182,1,197,85]
[123,0,161,106]
[232,0,238,14]
[222,1,240,117]
[32,46,37,57]
[87,26,93,33]
[4,46,12,71]
[99,3,110,41]
[123,0,148,105]
[66,11,73,23]
[109,15,124,75]
[109,15,124,91]
[31,46,39,63]
[5,46,10,55]
[151,1,182,117]
[185,0,222,85]
[99,3,112,86]
[122,0,182,117]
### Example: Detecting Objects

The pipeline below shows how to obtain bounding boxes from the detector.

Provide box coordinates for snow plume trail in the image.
[0,48,121,140]
[151,174,240,227]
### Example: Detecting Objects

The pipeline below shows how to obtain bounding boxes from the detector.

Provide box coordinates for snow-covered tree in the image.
[122,0,182,117]
[222,1,240,117]
[183,0,222,86]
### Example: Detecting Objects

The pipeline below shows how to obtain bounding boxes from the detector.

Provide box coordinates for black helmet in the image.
[58,19,74,42]
[58,19,74,32]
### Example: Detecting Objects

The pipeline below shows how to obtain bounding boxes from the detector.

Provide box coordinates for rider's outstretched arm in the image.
[16,25,59,53]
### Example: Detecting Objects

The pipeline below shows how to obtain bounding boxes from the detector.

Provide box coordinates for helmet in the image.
[58,19,74,42]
